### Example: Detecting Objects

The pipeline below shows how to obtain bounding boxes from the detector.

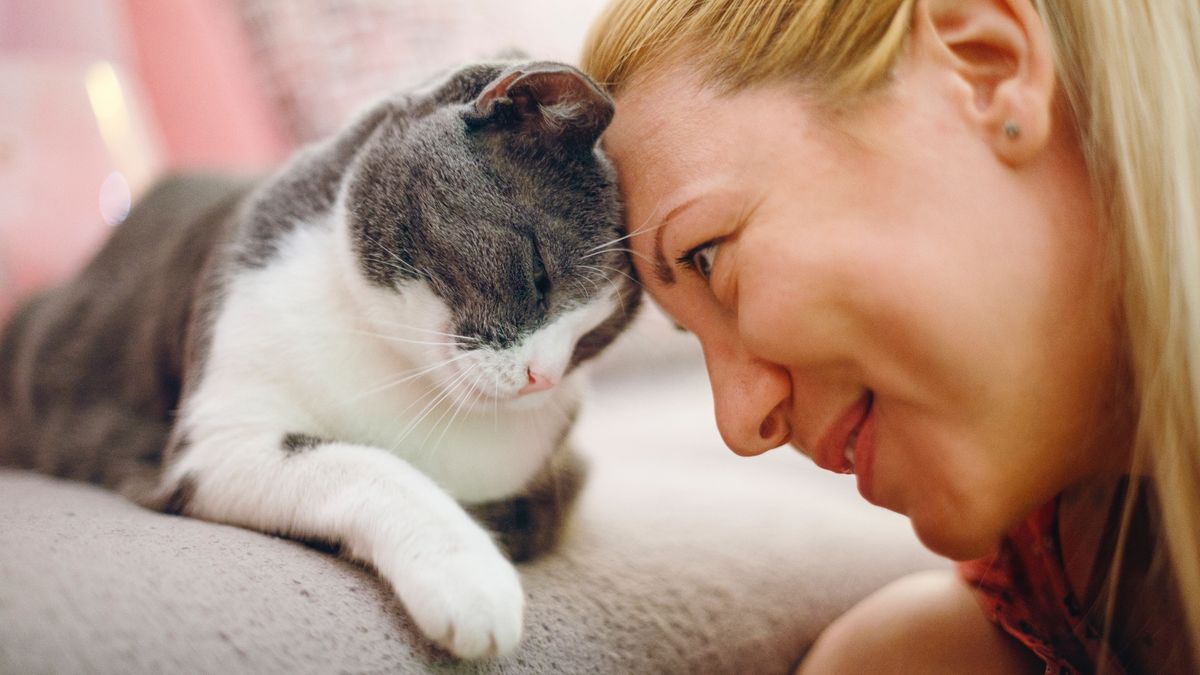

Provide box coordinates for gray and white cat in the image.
[0,60,640,658]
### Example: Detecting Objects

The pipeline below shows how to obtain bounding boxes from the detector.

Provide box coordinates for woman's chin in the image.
[907,500,1009,562]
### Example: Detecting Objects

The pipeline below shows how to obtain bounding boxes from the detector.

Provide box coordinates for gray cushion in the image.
[0,364,942,674]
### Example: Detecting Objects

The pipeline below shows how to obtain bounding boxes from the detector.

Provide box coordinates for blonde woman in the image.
[583,1,1198,672]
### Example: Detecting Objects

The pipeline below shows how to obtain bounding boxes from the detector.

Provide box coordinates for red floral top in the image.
[958,498,1127,675]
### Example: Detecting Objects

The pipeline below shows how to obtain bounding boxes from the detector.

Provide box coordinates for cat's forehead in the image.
[383,110,621,233]
[345,60,628,300]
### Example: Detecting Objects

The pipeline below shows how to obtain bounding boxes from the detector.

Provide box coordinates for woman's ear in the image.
[912,0,1056,165]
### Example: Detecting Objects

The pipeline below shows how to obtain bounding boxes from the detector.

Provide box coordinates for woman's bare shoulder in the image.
[798,570,1044,675]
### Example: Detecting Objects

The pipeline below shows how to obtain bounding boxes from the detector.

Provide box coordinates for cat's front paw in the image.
[389,544,525,659]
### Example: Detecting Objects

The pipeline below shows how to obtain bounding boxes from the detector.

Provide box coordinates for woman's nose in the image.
[704,344,792,456]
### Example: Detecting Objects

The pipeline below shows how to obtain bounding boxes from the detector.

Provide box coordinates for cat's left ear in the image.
[465,63,614,151]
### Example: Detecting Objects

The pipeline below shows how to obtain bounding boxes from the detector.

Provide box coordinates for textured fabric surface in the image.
[0,365,943,674]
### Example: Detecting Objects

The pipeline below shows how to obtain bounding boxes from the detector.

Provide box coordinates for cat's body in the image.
[0,61,639,658]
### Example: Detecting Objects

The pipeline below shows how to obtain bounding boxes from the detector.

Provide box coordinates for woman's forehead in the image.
[604,75,745,234]
[605,75,827,244]
[607,76,719,162]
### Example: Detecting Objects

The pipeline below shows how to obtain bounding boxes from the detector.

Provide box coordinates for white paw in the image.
[388,543,525,659]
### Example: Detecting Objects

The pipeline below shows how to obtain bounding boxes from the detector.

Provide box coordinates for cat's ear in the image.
[464,63,614,151]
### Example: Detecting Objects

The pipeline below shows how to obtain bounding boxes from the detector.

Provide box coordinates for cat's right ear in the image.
[464,63,614,152]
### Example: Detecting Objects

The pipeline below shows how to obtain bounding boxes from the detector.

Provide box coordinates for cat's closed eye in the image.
[532,253,551,308]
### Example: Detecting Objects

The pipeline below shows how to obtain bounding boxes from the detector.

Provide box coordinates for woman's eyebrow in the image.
[653,224,676,286]
[651,196,703,286]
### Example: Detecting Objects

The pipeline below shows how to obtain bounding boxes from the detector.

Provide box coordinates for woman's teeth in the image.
[844,427,860,470]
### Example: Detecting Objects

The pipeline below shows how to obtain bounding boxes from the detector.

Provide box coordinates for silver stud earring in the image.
[1003,120,1021,139]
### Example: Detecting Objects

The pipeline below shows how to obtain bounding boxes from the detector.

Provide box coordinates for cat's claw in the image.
[390,545,525,659]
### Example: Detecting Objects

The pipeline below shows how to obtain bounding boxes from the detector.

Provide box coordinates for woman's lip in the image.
[812,392,873,474]
[855,407,878,504]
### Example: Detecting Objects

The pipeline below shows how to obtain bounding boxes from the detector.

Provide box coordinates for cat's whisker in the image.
[381,367,465,437]
[373,364,467,431]
[362,320,481,343]
[580,222,661,256]
[366,236,426,278]
[592,275,635,318]
[385,365,472,446]
[578,275,603,298]
[419,367,479,452]
[580,200,667,255]
[321,327,469,348]
[613,284,630,318]
[361,254,427,283]
[578,272,619,313]
[373,329,478,345]
[305,322,433,341]
[390,391,463,457]
[425,368,490,460]
[588,274,635,317]
[492,377,500,438]
[580,246,654,266]
[363,252,420,277]
[572,266,606,296]
[580,263,639,288]
[579,262,640,316]
[389,363,480,453]
[342,351,474,405]
[569,278,592,300]
[418,365,490,464]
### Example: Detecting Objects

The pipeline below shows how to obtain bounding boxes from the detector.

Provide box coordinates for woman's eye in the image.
[674,239,723,284]
[693,243,717,278]
[678,241,718,280]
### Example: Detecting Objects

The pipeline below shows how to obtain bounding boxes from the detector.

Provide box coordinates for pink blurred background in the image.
[0,0,608,323]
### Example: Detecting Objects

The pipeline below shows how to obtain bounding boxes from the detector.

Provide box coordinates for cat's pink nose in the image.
[518,368,555,395]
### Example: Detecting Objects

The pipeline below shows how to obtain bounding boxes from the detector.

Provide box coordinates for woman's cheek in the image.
[710,262,737,309]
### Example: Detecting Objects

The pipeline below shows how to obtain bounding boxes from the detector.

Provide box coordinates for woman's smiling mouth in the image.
[813,391,874,475]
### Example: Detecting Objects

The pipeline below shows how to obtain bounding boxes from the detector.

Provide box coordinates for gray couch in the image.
[0,355,942,674]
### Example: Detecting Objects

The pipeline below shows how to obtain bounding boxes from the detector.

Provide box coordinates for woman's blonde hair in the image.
[583,0,1200,667]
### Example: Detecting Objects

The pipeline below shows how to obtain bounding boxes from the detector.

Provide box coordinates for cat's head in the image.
[340,60,641,407]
